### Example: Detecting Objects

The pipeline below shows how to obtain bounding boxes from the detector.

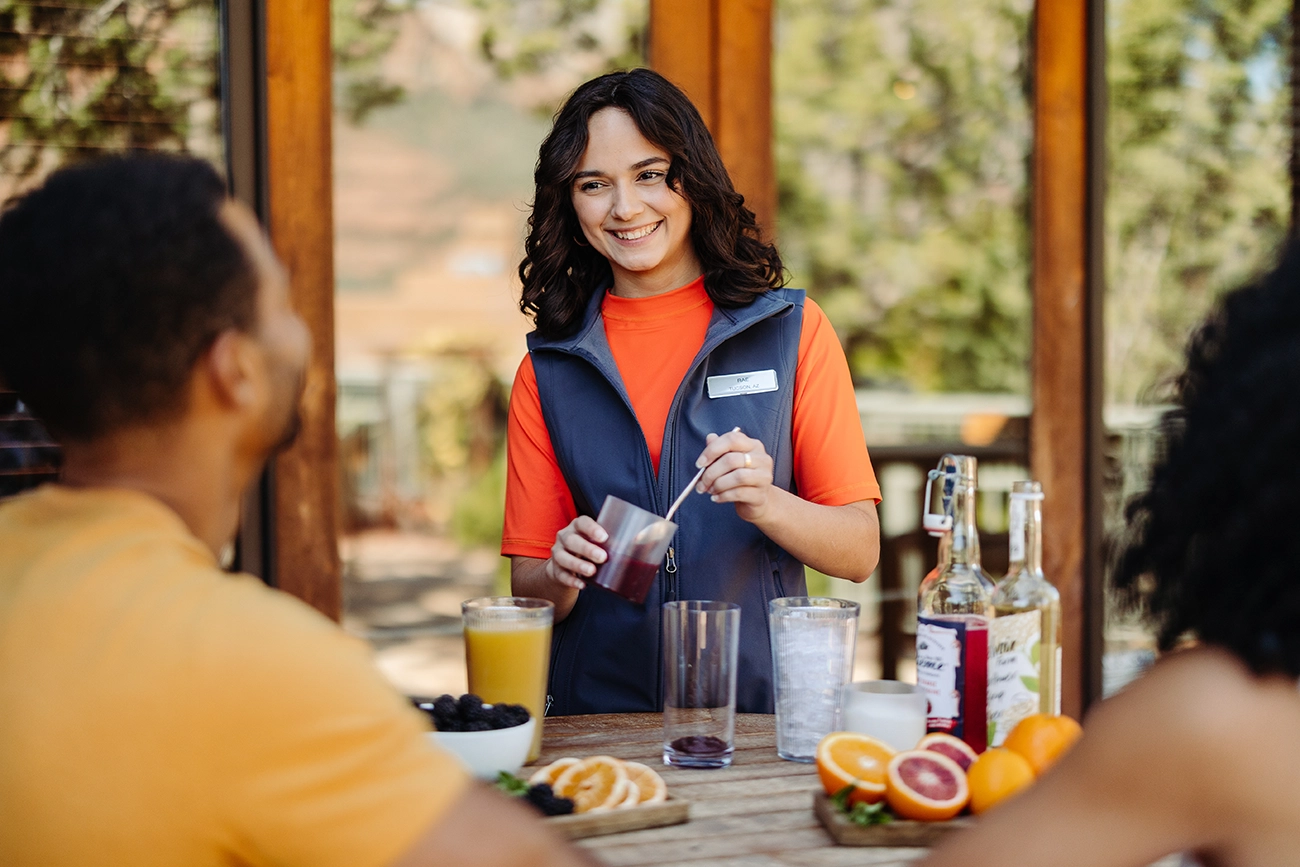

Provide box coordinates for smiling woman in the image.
[504,68,883,717]
[569,110,701,298]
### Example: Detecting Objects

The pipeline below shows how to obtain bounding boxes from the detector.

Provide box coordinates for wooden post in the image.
[649,0,716,129]
[650,0,776,237]
[263,0,341,619]
[1031,0,1100,719]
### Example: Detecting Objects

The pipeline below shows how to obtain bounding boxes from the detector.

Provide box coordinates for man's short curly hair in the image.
[1112,241,1300,678]
[0,153,257,442]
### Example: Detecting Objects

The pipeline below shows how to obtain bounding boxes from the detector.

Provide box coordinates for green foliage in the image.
[804,567,833,597]
[1104,0,1289,404]
[495,770,531,796]
[451,445,506,549]
[0,0,221,182]
[775,0,1290,401]
[469,0,647,110]
[331,0,409,125]
[831,785,894,825]
[775,0,1034,394]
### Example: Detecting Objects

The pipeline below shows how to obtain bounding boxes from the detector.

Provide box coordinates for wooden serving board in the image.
[813,793,973,847]
[546,795,690,840]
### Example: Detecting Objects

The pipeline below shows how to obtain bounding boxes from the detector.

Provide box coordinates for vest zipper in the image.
[665,546,678,600]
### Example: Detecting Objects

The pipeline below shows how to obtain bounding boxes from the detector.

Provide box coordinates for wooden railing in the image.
[0,390,60,498]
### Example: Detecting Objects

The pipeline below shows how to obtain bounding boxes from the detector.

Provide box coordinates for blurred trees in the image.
[0,0,221,191]
[776,0,1034,395]
[775,0,1290,402]
[1104,0,1289,404]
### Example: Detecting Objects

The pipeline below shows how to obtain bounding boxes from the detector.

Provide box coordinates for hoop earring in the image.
[573,234,590,247]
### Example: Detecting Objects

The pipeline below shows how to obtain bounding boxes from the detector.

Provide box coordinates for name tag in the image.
[706,369,778,399]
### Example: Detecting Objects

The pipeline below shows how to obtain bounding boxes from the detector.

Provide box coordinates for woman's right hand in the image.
[544,516,608,591]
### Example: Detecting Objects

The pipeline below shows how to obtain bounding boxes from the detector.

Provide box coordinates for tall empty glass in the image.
[462,597,553,762]
[662,600,740,769]
[770,597,859,762]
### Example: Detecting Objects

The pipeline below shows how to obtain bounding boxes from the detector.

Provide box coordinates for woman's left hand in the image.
[693,429,774,523]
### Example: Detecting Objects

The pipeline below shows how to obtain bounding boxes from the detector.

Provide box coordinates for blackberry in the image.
[432,694,459,718]
[456,694,485,717]
[524,783,575,817]
[464,720,493,732]
[492,703,531,729]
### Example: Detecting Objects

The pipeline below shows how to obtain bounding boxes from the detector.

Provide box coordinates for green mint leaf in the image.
[847,800,894,826]
[495,770,530,796]
[830,784,854,812]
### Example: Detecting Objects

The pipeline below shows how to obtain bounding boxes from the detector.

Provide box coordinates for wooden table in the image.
[539,713,930,867]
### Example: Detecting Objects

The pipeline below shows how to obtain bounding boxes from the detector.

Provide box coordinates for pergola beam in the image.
[650,0,776,238]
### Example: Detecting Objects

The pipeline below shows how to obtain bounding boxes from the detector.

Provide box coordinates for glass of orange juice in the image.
[461,597,553,762]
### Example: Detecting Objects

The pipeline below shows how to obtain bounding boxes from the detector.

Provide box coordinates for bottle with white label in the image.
[988,480,1062,747]
[916,454,995,755]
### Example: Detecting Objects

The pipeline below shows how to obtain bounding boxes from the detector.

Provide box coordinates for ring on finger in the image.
[743,452,753,469]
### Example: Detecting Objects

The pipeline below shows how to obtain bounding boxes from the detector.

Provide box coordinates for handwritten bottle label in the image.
[987,610,1042,747]
[917,617,988,752]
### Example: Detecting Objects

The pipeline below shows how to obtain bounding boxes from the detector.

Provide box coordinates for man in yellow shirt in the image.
[0,155,594,867]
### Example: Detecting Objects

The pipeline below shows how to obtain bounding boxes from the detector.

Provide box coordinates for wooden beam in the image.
[649,0,776,237]
[263,0,341,620]
[715,0,776,238]
[1031,0,1093,719]
[649,0,716,129]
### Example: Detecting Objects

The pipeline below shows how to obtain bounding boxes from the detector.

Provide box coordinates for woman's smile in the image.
[609,221,662,243]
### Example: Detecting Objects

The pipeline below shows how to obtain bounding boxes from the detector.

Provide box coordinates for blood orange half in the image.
[917,732,978,772]
[885,749,970,821]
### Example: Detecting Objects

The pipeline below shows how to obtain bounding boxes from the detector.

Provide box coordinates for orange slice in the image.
[815,732,896,805]
[553,755,630,813]
[528,757,580,787]
[885,749,970,821]
[623,761,668,804]
[917,732,978,771]
[616,780,640,809]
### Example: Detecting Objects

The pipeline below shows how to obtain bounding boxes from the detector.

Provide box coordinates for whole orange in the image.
[966,748,1035,814]
[1002,713,1082,776]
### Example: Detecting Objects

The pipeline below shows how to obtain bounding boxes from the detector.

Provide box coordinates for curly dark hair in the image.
[1112,242,1300,678]
[519,68,784,339]
[0,153,257,442]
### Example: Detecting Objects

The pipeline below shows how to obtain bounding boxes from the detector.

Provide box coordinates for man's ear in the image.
[204,329,259,409]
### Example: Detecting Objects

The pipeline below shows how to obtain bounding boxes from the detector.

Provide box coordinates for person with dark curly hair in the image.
[502,68,883,716]
[0,154,595,867]
[919,245,1300,867]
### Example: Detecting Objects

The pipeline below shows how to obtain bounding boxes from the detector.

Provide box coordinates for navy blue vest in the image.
[529,286,807,715]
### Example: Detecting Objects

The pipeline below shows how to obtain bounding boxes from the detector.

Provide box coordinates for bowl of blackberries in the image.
[412,693,536,781]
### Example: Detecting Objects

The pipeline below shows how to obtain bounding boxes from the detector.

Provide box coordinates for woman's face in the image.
[570,107,702,298]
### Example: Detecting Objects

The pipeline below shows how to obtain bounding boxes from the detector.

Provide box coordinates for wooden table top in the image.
[538,713,929,867]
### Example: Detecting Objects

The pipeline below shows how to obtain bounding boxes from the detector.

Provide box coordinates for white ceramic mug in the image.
[841,680,928,752]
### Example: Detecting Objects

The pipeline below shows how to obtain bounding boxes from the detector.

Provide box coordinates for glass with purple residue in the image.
[662,600,740,769]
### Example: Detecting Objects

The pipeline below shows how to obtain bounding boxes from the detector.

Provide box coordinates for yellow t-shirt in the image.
[0,485,470,867]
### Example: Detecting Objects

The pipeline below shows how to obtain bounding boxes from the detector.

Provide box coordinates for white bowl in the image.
[428,717,536,780]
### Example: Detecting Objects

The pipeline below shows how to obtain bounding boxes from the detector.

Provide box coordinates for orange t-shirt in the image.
[0,485,470,867]
[502,277,881,559]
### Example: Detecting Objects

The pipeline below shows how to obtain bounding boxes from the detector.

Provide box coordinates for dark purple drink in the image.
[589,544,659,604]
[669,735,729,757]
